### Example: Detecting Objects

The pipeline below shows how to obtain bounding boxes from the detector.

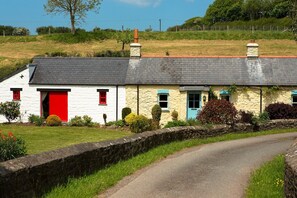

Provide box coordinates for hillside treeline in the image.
[205,0,289,23]
[168,0,292,31]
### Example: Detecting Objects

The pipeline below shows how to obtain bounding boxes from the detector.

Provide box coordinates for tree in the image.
[44,0,102,34]
[116,29,133,51]
[0,102,20,123]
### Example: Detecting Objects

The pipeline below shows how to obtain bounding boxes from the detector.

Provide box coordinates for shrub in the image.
[152,105,162,129]
[125,113,137,125]
[258,111,270,122]
[164,120,189,128]
[46,115,62,126]
[152,105,162,122]
[187,118,201,126]
[69,116,84,126]
[0,101,20,123]
[69,115,94,127]
[122,107,132,121]
[0,131,26,162]
[239,110,254,124]
[106,120,125,127]
[28,114,44,126]
[197,99,238,125]
[83,115,93,127]
[129,115,151,133]
[171,110,178,121]
[265,103,295,119]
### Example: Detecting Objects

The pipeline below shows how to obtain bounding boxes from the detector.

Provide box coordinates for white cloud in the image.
[118,0,162,7]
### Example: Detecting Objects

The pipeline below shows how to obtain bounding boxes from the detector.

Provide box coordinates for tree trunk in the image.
[122,42,125,51]
[70,13,76,34]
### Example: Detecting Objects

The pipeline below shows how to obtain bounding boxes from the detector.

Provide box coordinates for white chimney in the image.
[130,29,141,58]
[247,40,259,58]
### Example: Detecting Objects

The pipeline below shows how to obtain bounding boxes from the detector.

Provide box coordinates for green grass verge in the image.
[246,155,285,198]
[44,128,296,198]
[0,125,132,154]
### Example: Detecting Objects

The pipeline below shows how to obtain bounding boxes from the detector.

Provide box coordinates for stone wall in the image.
[1,120,297,198]
[285,140,297,197]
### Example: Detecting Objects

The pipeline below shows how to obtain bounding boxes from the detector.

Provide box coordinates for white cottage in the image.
[0,58,127,123]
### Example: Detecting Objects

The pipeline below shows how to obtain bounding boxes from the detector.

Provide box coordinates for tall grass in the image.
[43,30,294,43]
[0,36,37,43]
[246,155,285,198]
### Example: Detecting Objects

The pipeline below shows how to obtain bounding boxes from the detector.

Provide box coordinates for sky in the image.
[0,0,213,35]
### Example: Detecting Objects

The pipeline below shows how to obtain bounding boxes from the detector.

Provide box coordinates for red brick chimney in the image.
[130,29,141,58]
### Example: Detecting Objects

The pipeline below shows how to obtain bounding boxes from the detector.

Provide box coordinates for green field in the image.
[0,31,296,80]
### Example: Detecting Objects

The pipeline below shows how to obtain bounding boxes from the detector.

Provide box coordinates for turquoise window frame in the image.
[291,91,297,106]
[220,90,231,101]
[157,90,169,111]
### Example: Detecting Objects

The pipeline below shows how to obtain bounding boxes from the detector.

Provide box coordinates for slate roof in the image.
[30,57,129,85]
[29,56,297,86]
[125,57,297,86]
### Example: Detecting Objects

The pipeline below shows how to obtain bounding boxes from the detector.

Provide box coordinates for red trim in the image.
[13,90,20,101]
[99,91,107,105]
[49,92,68,122]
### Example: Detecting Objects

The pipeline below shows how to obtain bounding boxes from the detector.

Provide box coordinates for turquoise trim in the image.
[157,89,169,94]
[292,90,297,95]
[220,90,230,95]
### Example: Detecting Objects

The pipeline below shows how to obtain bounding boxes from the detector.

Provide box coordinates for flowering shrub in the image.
[129,115,151,133]
[46,115,62,126]
[0,101,20,123]
[197,99,238,125]
[125,113,137,125]
[265,103,296,119]
[0,131,26,162]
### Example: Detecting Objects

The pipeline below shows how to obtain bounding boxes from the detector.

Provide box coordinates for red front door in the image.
[49,92,68,122]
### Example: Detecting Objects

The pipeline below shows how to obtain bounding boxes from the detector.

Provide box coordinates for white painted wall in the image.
[0,67,126,124]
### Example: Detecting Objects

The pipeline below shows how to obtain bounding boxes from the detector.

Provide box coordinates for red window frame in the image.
[99,91,107,105]
[13,90,21,101]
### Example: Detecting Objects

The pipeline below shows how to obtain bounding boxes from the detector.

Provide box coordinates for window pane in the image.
[159,102,168,108]
[100,92,107,104]
[159,94,168,101]
[195,101,200,108]
[293,96,297,103]
[189,94,194,100]
[194,94,200,100]
[189,100,194,108]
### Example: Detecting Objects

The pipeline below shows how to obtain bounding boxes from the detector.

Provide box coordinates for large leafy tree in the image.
[44,0,102,34]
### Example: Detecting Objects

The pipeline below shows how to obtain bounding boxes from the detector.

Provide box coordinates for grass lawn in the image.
[0,124,133,154]
[246,155,285,198]
[44,128,296,198]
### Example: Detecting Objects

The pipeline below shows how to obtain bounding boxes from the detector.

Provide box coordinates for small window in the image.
[158,94,168,109]
[13,90,21,101]
[292,95,297,107]
[99,91,107,105]
[221,95,230,102]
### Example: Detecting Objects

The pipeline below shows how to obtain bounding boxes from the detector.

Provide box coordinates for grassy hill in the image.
[0,31,296,79]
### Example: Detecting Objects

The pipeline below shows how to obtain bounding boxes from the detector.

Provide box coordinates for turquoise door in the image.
[187,92,201,120]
